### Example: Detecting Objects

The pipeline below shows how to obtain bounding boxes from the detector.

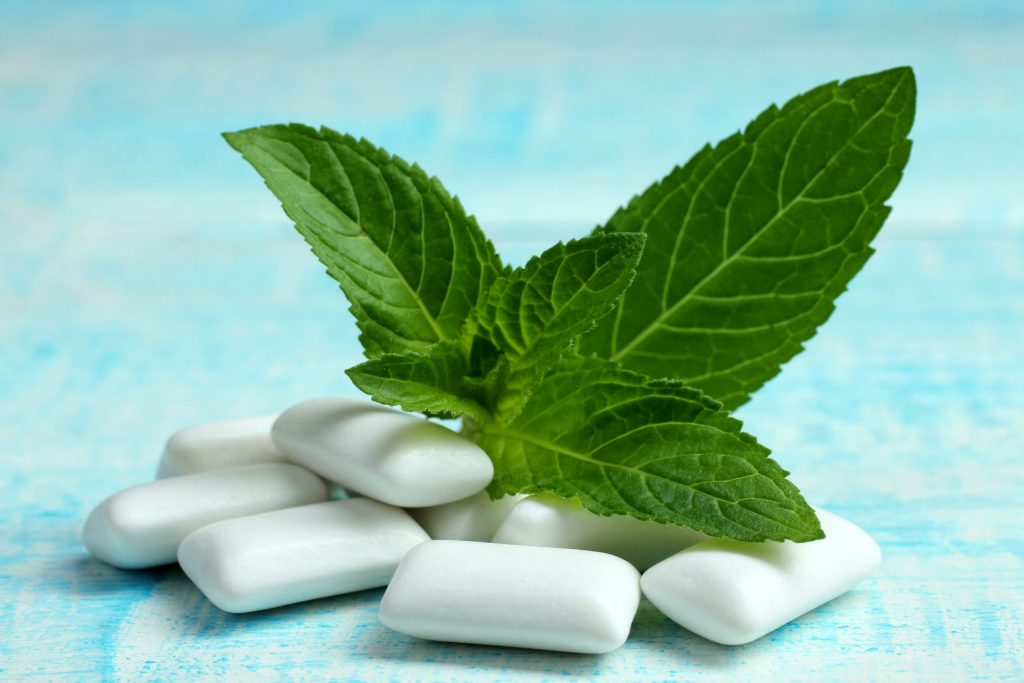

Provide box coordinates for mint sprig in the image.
[226,66,915,542]
[471,232,645,420]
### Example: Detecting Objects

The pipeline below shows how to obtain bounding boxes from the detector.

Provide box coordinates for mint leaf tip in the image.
[581,66,916,411]
[224,123,503,359]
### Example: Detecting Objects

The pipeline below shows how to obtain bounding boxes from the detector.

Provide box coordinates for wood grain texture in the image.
[2,233,1021,681]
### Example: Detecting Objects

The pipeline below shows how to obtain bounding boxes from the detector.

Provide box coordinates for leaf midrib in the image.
[609,74,907,363]
[319,137,449,342]
[486,424,791,516]
[255,131,449,344]
[519,241,633,356]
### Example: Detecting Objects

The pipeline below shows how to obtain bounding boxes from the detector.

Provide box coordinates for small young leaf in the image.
[224,124,502,357]
[475,233,645,419]
[345,341,490,422]
[581,67,916,410]
[477,356,823,542]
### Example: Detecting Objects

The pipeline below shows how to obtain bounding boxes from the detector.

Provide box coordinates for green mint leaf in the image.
[345,341,490,422]
[474,233,645,420]
[224,124,502,357]
[580,67,916,410]
[478,355,823,542]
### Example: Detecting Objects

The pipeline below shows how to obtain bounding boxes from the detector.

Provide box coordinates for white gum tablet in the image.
[408,492,524,541]
[640,508,882,645]
[272,397,493,507]
[178,498,430,613]
[378,540,641,654]
[492,494,706,569]
[82,463,329,569]
[156,414,284,478]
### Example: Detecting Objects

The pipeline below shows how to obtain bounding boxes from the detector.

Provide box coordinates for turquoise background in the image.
[2,1,1022,680]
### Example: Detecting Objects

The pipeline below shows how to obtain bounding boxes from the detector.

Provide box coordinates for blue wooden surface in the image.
[2,2,1022,680]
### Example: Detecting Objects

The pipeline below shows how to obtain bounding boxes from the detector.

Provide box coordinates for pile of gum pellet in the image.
[83,397,880,653]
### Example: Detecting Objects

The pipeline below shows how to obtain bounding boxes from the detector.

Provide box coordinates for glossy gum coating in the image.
[179,498,429,613]
[408,492,524,541]
[640,508,882,645]
[272,397,493,508]
[82,463,329,569]
[492,494,706,569]
[156,414,284,478]
[379,540,641,654]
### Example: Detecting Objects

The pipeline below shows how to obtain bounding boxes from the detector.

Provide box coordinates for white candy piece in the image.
[492,494,706,570]
[82,463,329,569]
[178,498,429,613]
[408,492,524,541]
[379,540,641,654]
[641,508,882,645]
[272,397,493,507]
[156,414,284,478]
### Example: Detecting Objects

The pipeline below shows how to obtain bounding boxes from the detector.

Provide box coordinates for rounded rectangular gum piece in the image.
[271,398,493,507]
[156,414,284,478]
[492,494,706,569]
[178,498,430,613]
[379,540,641,654]
[640,508,882,645]
[82,463,329,569]
[408,492,524,541]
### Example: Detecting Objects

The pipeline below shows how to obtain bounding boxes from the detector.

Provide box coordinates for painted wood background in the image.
[1,2,1021,680]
